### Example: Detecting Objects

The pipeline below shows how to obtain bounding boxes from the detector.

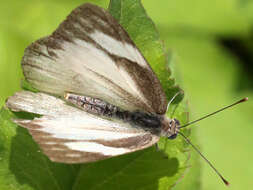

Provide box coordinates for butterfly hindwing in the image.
[6,91,159,163]
[14,117,159,163]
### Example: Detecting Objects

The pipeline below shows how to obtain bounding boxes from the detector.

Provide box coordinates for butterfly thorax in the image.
[65,93,163,134]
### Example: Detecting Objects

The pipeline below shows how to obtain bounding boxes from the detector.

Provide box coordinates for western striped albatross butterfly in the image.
[6,3,247,186]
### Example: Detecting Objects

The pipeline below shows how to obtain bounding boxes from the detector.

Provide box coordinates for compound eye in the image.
[174,119,180,126]
[168,134,177,140]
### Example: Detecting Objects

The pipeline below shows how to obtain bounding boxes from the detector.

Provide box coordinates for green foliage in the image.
[153,1,253,190]
[109,0,183,103]
[0,0,196,190]
[2,0,253,189]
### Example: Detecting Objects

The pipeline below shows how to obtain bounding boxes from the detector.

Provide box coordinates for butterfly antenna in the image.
[178,132,229,186]
[166,91,182,112]
[180,97,248,129]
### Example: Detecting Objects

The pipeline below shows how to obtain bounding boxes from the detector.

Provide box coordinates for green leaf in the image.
[109,0,183,104]
[0,0,193,189]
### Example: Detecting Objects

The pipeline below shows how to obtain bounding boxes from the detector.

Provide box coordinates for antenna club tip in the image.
[222,178,230,186]
[239,97,248,103]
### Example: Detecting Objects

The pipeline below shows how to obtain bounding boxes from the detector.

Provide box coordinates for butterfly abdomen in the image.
[65,93,162,133]
[64,93,120,117]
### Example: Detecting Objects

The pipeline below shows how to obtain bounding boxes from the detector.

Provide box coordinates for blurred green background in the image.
[1,0,253,189]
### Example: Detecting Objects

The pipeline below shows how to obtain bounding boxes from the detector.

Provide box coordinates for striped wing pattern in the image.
[6,3,167,163]
[21,3,167,114]
[6,91,159,163]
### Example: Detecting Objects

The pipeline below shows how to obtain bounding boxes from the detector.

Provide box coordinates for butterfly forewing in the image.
[21,3,167,114]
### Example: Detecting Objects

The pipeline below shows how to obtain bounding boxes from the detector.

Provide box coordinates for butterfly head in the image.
[161,117,180,139]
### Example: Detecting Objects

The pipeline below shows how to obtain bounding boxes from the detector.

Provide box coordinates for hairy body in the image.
[65,93,162,134]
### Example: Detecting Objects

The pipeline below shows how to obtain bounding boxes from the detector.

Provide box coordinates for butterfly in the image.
[6,3,181,164]
[6,3,248,186]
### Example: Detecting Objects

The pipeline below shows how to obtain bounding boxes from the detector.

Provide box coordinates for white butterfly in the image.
[6,3,181,164]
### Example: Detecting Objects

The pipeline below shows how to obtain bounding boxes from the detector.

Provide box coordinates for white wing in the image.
[6,91,159,163]
[22,3,167,114]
